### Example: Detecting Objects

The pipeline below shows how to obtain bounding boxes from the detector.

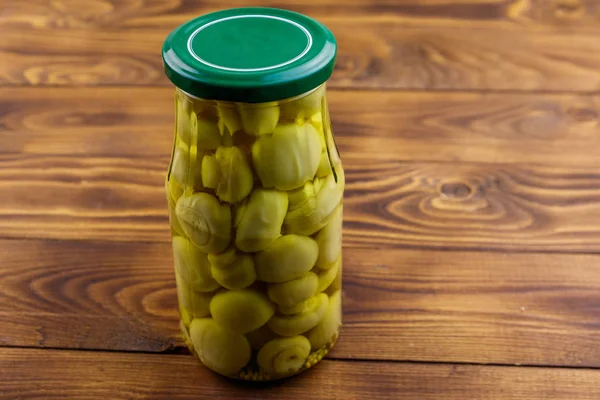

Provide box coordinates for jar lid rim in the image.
[162,8,337,103]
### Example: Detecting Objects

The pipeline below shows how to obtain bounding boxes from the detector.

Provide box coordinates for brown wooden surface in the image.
[3,22,600,91]
[2,1,600,91]
[3,0,600,27]
[3,238,600,368]
[5,151,600,252]
[2,0,600,398]
[2,349,600,400]
[4,88,600,164]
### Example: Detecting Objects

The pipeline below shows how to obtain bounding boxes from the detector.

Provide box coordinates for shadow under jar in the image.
[162,7,343,381]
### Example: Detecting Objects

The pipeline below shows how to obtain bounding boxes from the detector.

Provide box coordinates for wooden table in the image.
[2,1,600,398]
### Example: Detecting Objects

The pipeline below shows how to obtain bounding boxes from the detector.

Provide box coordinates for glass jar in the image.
[162,8,343,380]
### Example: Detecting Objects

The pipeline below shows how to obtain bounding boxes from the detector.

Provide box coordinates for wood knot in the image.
[554,0,583,18]
[519,108,562,137]
[440,182,472,199]
[568,108,598,123]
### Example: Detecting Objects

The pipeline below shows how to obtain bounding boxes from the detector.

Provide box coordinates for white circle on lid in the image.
[187,15,313,73]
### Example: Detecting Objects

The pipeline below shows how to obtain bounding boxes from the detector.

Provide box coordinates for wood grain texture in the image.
[3,238,600,367]
[0,239,177,351]
[2,19,600,90]
[344,161,600,251]
[2,349,600,400]
[3,152,600,251]
[2,0,599,29]
[7,88,600,249]
[3,1,600,396]
[3,87,600,165]
[0,154,170,242]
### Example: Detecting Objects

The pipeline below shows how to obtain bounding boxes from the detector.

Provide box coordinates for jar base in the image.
[180,320,339,381]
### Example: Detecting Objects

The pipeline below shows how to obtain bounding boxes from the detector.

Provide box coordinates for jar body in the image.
[166,85,344,380]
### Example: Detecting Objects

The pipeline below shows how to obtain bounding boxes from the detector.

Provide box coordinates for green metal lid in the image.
[162,7,337,103]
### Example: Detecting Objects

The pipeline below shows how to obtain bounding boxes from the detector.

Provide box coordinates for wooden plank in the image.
[0,239,178,351]
[2,349,600,400]
[3,239,600,367]
[2,23,600,91]
[3,151,600,251]
[0,154,170,243]
[3,87,600,166]
[2,0,599,29]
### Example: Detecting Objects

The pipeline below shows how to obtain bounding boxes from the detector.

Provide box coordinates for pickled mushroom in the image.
[245,324,277,350]
[201,155,219,189]
[221,126,234,147]
[310,112,325,148]
[278,298,311,315]
[252,122,321,191]
[315,205,343,269]
[201,146,254,203]
[179,304,192,328]
[283,172,343,235]
[170,142,190,186]
[310,113,328,179]
[175,193,231,253]
[217,103,242,135]
[325,259,342,295]
[166,179,185,236]
[193,149,212,192]
[196,113,222,150]
[209,288,275,334]
[257,335,311,376]
[267,293,329,336]
[167,176,184,203]
[280,85,324,121]
[254,235,318,283]
[235,189,288,252]
[175,273,214,318]
[316,256,341,293]
[267,272,318,308]
[208,247,256,290]
[190,318,251,376]
[316,151,332,178]
[238,102,280,136]
[176,98,196,146]
[307,290,342,350]
[287,180,316,211]
[172,236,220,292]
